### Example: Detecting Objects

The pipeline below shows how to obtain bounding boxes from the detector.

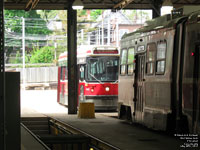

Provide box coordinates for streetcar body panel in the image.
[118,9,200,134]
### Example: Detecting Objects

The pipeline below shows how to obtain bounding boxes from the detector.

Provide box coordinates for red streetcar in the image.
[57,45,119,111]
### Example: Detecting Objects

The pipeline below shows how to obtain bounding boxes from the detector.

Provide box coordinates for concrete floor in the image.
[21,125,47,150]
[21,90,184,150]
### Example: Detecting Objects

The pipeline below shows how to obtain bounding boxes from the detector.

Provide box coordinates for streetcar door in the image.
[134,54,145,122]
[59,66,68,106]
[193,45,200,133]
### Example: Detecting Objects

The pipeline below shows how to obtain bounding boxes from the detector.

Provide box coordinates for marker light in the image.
[191,52,195,56]
[105,87,110,92]
[91,88,94,93]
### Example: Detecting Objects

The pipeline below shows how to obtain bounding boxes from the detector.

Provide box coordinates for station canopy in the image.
[4,0,200,10]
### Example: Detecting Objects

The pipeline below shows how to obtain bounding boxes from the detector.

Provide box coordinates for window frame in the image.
[120,49,128,76]
[146,43,156,75]
[156,40,167,75]
[127,47,135,76]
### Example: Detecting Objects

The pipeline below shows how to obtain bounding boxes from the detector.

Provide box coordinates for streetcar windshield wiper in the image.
[114,80,118,84]
[88,72,103,84]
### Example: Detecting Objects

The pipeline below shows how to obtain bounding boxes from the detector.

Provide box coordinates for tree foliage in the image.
[5,9,149,65]
[4,10,52,35]
[90,10,102,20]
[37,10,58,23]
[122,10,151,23]
[29,46,54,63]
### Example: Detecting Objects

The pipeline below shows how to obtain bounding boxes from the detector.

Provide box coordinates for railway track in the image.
[21,116,120,150]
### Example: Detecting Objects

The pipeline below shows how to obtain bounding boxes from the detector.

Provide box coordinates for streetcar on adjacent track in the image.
[118,6,200,134]
[57,45,119,111]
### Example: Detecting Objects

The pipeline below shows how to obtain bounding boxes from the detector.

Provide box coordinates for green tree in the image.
[122,10,151,23]
[4,10,51,34]
[37,10,58,23]
[5,10,53,64]
[30,46,54,63]
[90,10,102,20]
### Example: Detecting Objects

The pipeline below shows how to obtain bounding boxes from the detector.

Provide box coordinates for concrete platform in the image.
[45,112,183,150]
[21,90,184,150]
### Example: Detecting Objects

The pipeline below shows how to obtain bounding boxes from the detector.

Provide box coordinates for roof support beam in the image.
[113,0,134,9]
[25,0,40,11]
[149,0,162,18]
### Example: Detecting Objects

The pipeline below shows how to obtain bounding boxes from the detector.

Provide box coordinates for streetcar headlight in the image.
[105,87,110,92]
[91,88,94,92]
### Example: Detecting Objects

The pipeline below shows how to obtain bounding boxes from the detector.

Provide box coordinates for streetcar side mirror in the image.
[79,65,85,81]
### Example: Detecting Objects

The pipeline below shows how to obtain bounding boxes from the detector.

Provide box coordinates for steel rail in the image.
[49,117,121,150]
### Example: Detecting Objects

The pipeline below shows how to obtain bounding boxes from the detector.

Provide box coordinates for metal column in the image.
[0,0,5,149]
[67,0,78,114]
[152,0,161,18]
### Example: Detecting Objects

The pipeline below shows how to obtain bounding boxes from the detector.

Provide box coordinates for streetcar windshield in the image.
[86,56,119,82]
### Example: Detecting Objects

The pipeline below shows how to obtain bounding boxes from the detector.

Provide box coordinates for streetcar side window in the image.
[146,43,156,75]
[120,49,127,75]
[156,41,167,74]
[127,47,135,75]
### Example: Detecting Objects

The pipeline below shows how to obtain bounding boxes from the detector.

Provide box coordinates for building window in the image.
[146,43,156,75]
[120,49,127,75]
[127,47,135,75]
[156,41,167,74]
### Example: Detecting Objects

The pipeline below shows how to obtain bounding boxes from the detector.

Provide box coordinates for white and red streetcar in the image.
[57,45,119,111]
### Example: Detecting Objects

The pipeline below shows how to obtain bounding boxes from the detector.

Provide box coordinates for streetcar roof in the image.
[121,15,185,40]
[58,45,119,60]
[121,8,200,40]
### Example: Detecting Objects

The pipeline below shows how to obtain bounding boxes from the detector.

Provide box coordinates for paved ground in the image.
[21,89,68,117]
[21,89,186,150]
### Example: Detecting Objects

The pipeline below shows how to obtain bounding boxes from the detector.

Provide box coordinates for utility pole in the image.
[98,27,100,45]
[107,16,110,45]
[101,11,104,45]
[81,29,84,45]
[22,17,26,89]
[116,17,119,47]
[87,33,90,45]
[54,42,57,60]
